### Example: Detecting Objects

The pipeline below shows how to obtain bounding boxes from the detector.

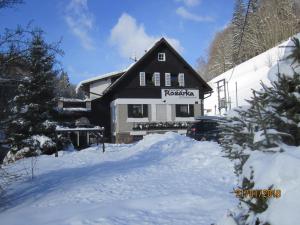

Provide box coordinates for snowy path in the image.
[0,133,237,225]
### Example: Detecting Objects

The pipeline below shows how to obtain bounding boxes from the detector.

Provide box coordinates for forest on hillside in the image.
[197,0,300,81]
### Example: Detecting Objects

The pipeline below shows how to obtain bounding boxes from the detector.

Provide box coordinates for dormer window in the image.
[158,53,166,61]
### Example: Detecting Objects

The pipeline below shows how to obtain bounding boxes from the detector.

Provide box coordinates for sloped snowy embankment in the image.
[0,133,236,225]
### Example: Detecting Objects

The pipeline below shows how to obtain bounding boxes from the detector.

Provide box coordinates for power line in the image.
[228,0,252,82]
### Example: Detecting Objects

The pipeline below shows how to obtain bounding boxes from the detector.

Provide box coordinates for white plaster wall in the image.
[90,79,111,100]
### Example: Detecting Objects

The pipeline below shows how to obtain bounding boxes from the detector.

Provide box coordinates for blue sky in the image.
[0,0,234,84]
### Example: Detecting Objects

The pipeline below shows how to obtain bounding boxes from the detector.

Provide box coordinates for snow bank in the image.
[0,132,237,225]
[242,145,300,225]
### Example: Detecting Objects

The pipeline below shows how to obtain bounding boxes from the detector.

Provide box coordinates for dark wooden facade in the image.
[105,38,211,100]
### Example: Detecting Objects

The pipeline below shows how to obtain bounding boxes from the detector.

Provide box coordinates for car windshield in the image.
[195,121,218,132]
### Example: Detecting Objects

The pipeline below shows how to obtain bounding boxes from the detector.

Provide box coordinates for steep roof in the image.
[75,70,126,93]
[102,38,212,95]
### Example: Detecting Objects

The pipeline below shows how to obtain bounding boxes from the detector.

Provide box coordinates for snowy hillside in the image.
[0,133,237,225]
[205,33,300,115]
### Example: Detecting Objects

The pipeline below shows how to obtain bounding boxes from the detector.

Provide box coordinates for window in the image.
[139,72,145,86]
[128,104,148,118]
[145,73,160,86]
[154,72,160,86]
[145,73,154,86]
[176,104,194,117]
[165,73,171,86]
[178,73,185,87]
[158,53,166,61]
[171,74,179,86]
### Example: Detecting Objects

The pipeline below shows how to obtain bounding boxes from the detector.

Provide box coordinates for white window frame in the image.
[158,53,166,61]
[165,73,171,86]
[139,72,145,86]
[178,73,185,87]
[154,72,160,86]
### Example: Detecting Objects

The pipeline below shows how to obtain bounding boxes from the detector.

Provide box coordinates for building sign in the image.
[161,89,199,101]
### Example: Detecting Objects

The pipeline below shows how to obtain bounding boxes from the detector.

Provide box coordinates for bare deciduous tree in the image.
[206,27,234,81]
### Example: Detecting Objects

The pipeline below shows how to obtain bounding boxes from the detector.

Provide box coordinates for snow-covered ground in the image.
[0,133,237,225]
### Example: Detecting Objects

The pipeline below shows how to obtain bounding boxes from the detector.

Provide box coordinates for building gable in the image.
[103,38,212,99]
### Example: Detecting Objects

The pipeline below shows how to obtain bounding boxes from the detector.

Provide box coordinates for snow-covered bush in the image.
[4,135,56,164]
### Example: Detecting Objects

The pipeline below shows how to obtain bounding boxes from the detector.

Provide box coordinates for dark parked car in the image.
[186,116,224,142]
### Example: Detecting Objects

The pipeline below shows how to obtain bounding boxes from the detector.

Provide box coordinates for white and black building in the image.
[76,38,212,143]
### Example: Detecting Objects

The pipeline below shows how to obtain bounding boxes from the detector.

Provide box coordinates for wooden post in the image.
[77,131,80,147]
[102,137,105,153]
[55,146,58,157]
[216,81,221,115]
[87,132,89,145]
[54,134,58,157]
[226,81,231,110]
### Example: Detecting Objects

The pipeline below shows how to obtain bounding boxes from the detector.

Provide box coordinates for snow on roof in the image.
[59,98,90,102]
[56,126,104,132]
[75,69,127,93]
[61,108,91,112]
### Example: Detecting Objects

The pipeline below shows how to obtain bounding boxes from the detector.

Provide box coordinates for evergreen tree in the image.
[245,90,283,151]
[220,107,254,175]
[6,32,59,160]
[286,37,300,65]
[261,72,300,146]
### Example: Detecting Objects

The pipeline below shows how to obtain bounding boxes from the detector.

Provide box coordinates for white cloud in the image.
[109,13,183,59]
[176,0,201,7]
[176,6,213,22]
[65,0,95,50]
